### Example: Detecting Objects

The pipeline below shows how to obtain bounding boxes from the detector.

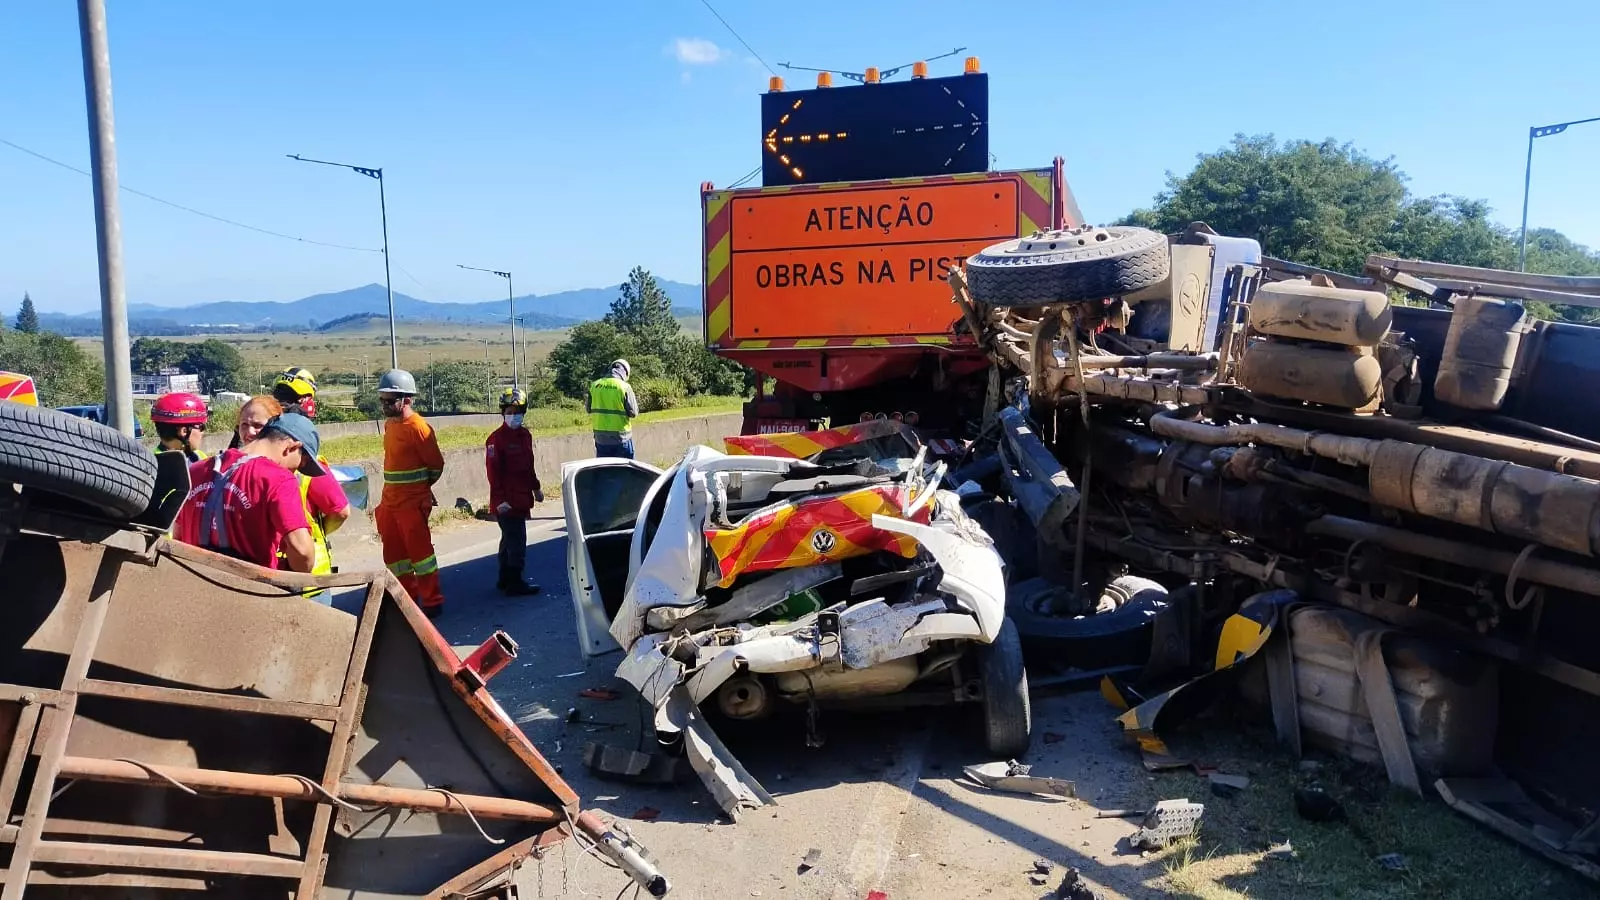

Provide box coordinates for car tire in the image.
[966,226,1171,306]
[978,618,1032,758]
[1006,576,1168,670]
[0,402,158,519]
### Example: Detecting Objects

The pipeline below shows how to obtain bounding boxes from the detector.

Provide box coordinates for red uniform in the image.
[375,412,446,611]
[173,450,310,569]
[485,425,542,516]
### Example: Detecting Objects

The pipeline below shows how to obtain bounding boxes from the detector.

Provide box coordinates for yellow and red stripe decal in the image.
[705,484,928,587]
[0,372,38,406]
[703,168,1054,349]
[725,420,901,458]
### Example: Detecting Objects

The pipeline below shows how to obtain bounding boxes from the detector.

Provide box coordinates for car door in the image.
[561,458,663,657]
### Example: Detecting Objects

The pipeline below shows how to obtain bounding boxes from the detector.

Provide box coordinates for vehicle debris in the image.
[580,687,622,700]
[1129,799,1206,849]
[583,741,691,784]
[561,437,1028,818]
[963,760,1076,798]
[1265,840,1298,862]
[1207,773,1250,797]
[1374,852,1409,871]
[632,806,662,821]
[798,848,823,874]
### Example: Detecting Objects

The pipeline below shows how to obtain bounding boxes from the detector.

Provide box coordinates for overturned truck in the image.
[0,404,669,898]
[956,224,1600,878]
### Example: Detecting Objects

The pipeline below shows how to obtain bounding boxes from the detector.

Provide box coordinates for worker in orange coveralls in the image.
[372,369,448,617]
[485,387,545,596]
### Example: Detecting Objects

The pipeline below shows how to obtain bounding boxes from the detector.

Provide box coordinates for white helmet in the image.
[611,359,631,381]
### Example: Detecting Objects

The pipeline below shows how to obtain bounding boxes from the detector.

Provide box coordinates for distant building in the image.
[132,368,201,397]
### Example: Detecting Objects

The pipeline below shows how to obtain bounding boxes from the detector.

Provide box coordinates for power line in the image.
[0,136,382,253]
[726,165,761,189]
[695,0,775,76]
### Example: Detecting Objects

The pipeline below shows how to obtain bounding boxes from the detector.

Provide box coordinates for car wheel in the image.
[0,402,157,519]
[977,619,1032,758]
[966,225,1171,307]
[1006,576,1168,670]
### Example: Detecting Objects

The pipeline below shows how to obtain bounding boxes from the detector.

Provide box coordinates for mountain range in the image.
[35,280,701,336]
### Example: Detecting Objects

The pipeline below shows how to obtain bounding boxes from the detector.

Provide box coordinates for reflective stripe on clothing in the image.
[588,377,631,435]
[386,559,414,576]
[383,467,434,484]
[412,554,439,576]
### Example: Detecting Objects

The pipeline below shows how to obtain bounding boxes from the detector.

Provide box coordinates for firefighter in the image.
[372,369,447,616]
[271,367,320,419]
[151,392,210,462]
[485,387,544,596]
[172,412,323,572]
[586,358,639,459]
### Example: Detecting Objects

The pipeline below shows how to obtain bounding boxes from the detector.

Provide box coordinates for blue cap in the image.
[262,411,326,477]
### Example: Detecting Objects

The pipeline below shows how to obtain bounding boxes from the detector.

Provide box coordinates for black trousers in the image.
[496,512,527,576]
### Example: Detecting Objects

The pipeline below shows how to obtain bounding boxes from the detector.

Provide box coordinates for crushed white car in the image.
[562,433,1030,818]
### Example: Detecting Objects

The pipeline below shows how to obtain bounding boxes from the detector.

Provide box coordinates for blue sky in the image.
[3,0,1596,314]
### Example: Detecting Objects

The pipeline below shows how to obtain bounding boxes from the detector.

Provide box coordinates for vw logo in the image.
[810,528,837,554]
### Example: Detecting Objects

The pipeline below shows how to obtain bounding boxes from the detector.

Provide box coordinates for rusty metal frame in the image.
[0,529,590,897]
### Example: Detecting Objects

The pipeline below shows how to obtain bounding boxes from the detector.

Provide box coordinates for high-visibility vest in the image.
[280,460,335,598]
[588,376,630,434]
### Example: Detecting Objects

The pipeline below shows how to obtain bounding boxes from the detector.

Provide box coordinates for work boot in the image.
[501,570,541,596]
[422,604,444,620]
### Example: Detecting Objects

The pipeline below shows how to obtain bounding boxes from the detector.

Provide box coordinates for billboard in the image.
[759,73,989,186]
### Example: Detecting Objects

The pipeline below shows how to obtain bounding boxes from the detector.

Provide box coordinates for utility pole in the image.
[78,0,133,436]
[479,338,493,408]
[288,154,398,367]
[458,265,518,390]
[1519,116,1600,271]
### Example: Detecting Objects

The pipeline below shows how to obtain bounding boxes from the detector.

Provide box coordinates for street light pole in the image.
[77,0,133,436]
[288,154,398,368]
[458,265,518,391]
[1519,116,1600,271]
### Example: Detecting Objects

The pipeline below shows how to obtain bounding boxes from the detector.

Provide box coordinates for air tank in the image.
[1249,279,1392,347]
[1435,295,1528,411]
[1238,341,1382,409]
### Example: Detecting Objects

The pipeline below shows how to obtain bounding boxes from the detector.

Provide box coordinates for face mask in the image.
[503,413,525,428]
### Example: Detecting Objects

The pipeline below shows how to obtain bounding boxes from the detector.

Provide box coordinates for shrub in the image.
[632,376,686,413]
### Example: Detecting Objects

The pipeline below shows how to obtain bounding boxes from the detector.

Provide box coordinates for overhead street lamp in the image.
[1519,116,1600,271]
[459,265,519,390]
[288,153,398,368]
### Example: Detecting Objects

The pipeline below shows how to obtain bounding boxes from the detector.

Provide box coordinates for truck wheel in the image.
[0,402,158,519]
[966,226,1170,306]
[1006,576,1168,670]
[977,619,1032,757]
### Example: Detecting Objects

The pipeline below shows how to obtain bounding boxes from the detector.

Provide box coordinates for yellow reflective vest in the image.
[279,458,336,597]
[588,376,631,434]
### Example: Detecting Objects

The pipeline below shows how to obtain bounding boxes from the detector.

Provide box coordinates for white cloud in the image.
[670,37,725,65]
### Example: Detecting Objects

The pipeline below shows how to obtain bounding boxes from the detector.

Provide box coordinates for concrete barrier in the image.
[324,412,742,544]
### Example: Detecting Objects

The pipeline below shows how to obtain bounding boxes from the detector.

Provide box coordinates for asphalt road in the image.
[334,514,1188,900]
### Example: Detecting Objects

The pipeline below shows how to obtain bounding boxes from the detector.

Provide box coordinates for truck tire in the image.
[1006,576,1168,670]
[977,619,1032,758]
[0,402,158,519]
[966,226,1170,306]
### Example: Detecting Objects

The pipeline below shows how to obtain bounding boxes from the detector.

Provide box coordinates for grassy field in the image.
[75,320,571,389]
[317,395,744,463]
[1137,718,1596,900]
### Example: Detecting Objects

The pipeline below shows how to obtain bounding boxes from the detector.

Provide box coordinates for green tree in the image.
[1120,134,1407,273]
[14,293,40,334]
[416,359,496,412]
[180,339,247,393]
[0,330,105,405]
[130,337,186,373]
[605,266,679,348]
[663,333,746,396]
[1381,196,1516,270]
[546,320,645,399]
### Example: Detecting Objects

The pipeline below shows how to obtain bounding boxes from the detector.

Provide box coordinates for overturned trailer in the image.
[0,403,669,897]
[955,224,1600,878]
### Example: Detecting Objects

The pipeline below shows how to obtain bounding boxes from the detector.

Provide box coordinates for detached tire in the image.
[967,226,1171,306]
[1006,576,1168,671]
[0,402,158,519]
[977,619,1032,758]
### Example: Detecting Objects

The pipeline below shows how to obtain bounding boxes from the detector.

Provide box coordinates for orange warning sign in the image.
[726,177,1022,341]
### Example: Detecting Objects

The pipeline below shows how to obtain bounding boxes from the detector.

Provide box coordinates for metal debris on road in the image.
[798,848,823,874]
[631,806,661,821]
[1129,799,1206,849]
[583,741,690,784]
[579,687,621,700]
[963,760,1076,798]
[565,706,582,723]
[1208,772,1250,797]
[556,670,585,678]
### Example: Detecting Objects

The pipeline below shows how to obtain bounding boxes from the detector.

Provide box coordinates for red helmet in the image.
[151,392,209,425]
